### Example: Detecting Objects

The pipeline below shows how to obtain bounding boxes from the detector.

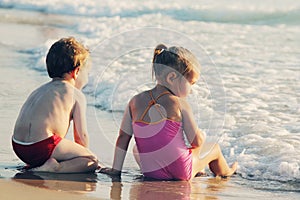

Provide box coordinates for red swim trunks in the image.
[12,135,62,168]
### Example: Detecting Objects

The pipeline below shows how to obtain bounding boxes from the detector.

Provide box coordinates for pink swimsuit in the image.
[133,91,192,180]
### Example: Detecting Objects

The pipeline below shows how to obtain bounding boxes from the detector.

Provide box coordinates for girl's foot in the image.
[221,162,238,178]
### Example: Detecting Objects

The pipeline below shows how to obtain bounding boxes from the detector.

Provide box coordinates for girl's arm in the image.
[110,129,132,175]
[109,104,133,175]
[179,98,205,148]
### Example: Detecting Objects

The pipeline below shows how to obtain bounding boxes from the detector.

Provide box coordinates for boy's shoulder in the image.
[61,81,86,102]
[38,80,85,100]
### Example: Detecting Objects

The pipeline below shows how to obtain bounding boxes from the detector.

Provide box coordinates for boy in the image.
[12,37,99,173]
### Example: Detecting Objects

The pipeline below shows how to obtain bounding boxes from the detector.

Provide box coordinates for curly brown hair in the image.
[46,37,89,78]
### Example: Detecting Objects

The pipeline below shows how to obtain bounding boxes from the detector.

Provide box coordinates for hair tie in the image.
[159,48,165,54]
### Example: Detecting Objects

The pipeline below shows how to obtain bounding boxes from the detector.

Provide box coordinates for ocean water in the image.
[0,0,299,197]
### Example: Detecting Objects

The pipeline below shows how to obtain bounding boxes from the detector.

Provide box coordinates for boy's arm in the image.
[73,91,89,147]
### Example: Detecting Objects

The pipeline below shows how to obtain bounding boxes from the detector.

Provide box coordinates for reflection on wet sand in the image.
[13,171,231,199]
[129,180,191,200]
[189,177,229,200]
[13,171,97,193]
[108,174,230,200]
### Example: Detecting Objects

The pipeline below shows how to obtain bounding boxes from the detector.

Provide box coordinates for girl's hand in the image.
[99,167,121,176]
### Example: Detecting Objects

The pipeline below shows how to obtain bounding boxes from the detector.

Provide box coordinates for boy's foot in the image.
[30,158,60,173]
[195,171,208,177]
[95,164,103,173]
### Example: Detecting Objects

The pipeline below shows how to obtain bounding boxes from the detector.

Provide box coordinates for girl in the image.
[102,44,237,180]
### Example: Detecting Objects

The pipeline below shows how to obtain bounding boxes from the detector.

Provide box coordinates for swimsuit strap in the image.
[139,90,171,121]
[149,90,171,104]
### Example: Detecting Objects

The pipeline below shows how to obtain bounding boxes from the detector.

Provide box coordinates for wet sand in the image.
[0,179,99,200]
[2,172,293,200]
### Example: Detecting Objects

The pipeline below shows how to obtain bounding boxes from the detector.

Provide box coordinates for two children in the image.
[12,37,237,179]
[12,37,98,173]
[101,44,237,180]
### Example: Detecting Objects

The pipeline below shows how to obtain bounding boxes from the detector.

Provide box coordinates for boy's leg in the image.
[191,143,237,178]
[32,138,98,173]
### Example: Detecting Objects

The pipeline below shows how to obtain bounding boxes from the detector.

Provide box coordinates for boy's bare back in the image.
[13,79,85,143]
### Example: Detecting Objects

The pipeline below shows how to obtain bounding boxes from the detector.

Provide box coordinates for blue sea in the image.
[0,0,299,199]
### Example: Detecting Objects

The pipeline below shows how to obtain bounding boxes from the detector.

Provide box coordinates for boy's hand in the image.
[99,167,121,176]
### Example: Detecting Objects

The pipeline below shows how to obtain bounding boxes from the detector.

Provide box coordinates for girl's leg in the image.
[31,138,99,173]
[191,143,237,178]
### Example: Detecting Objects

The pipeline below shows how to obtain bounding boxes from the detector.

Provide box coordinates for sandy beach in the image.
[0,2,299,200]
